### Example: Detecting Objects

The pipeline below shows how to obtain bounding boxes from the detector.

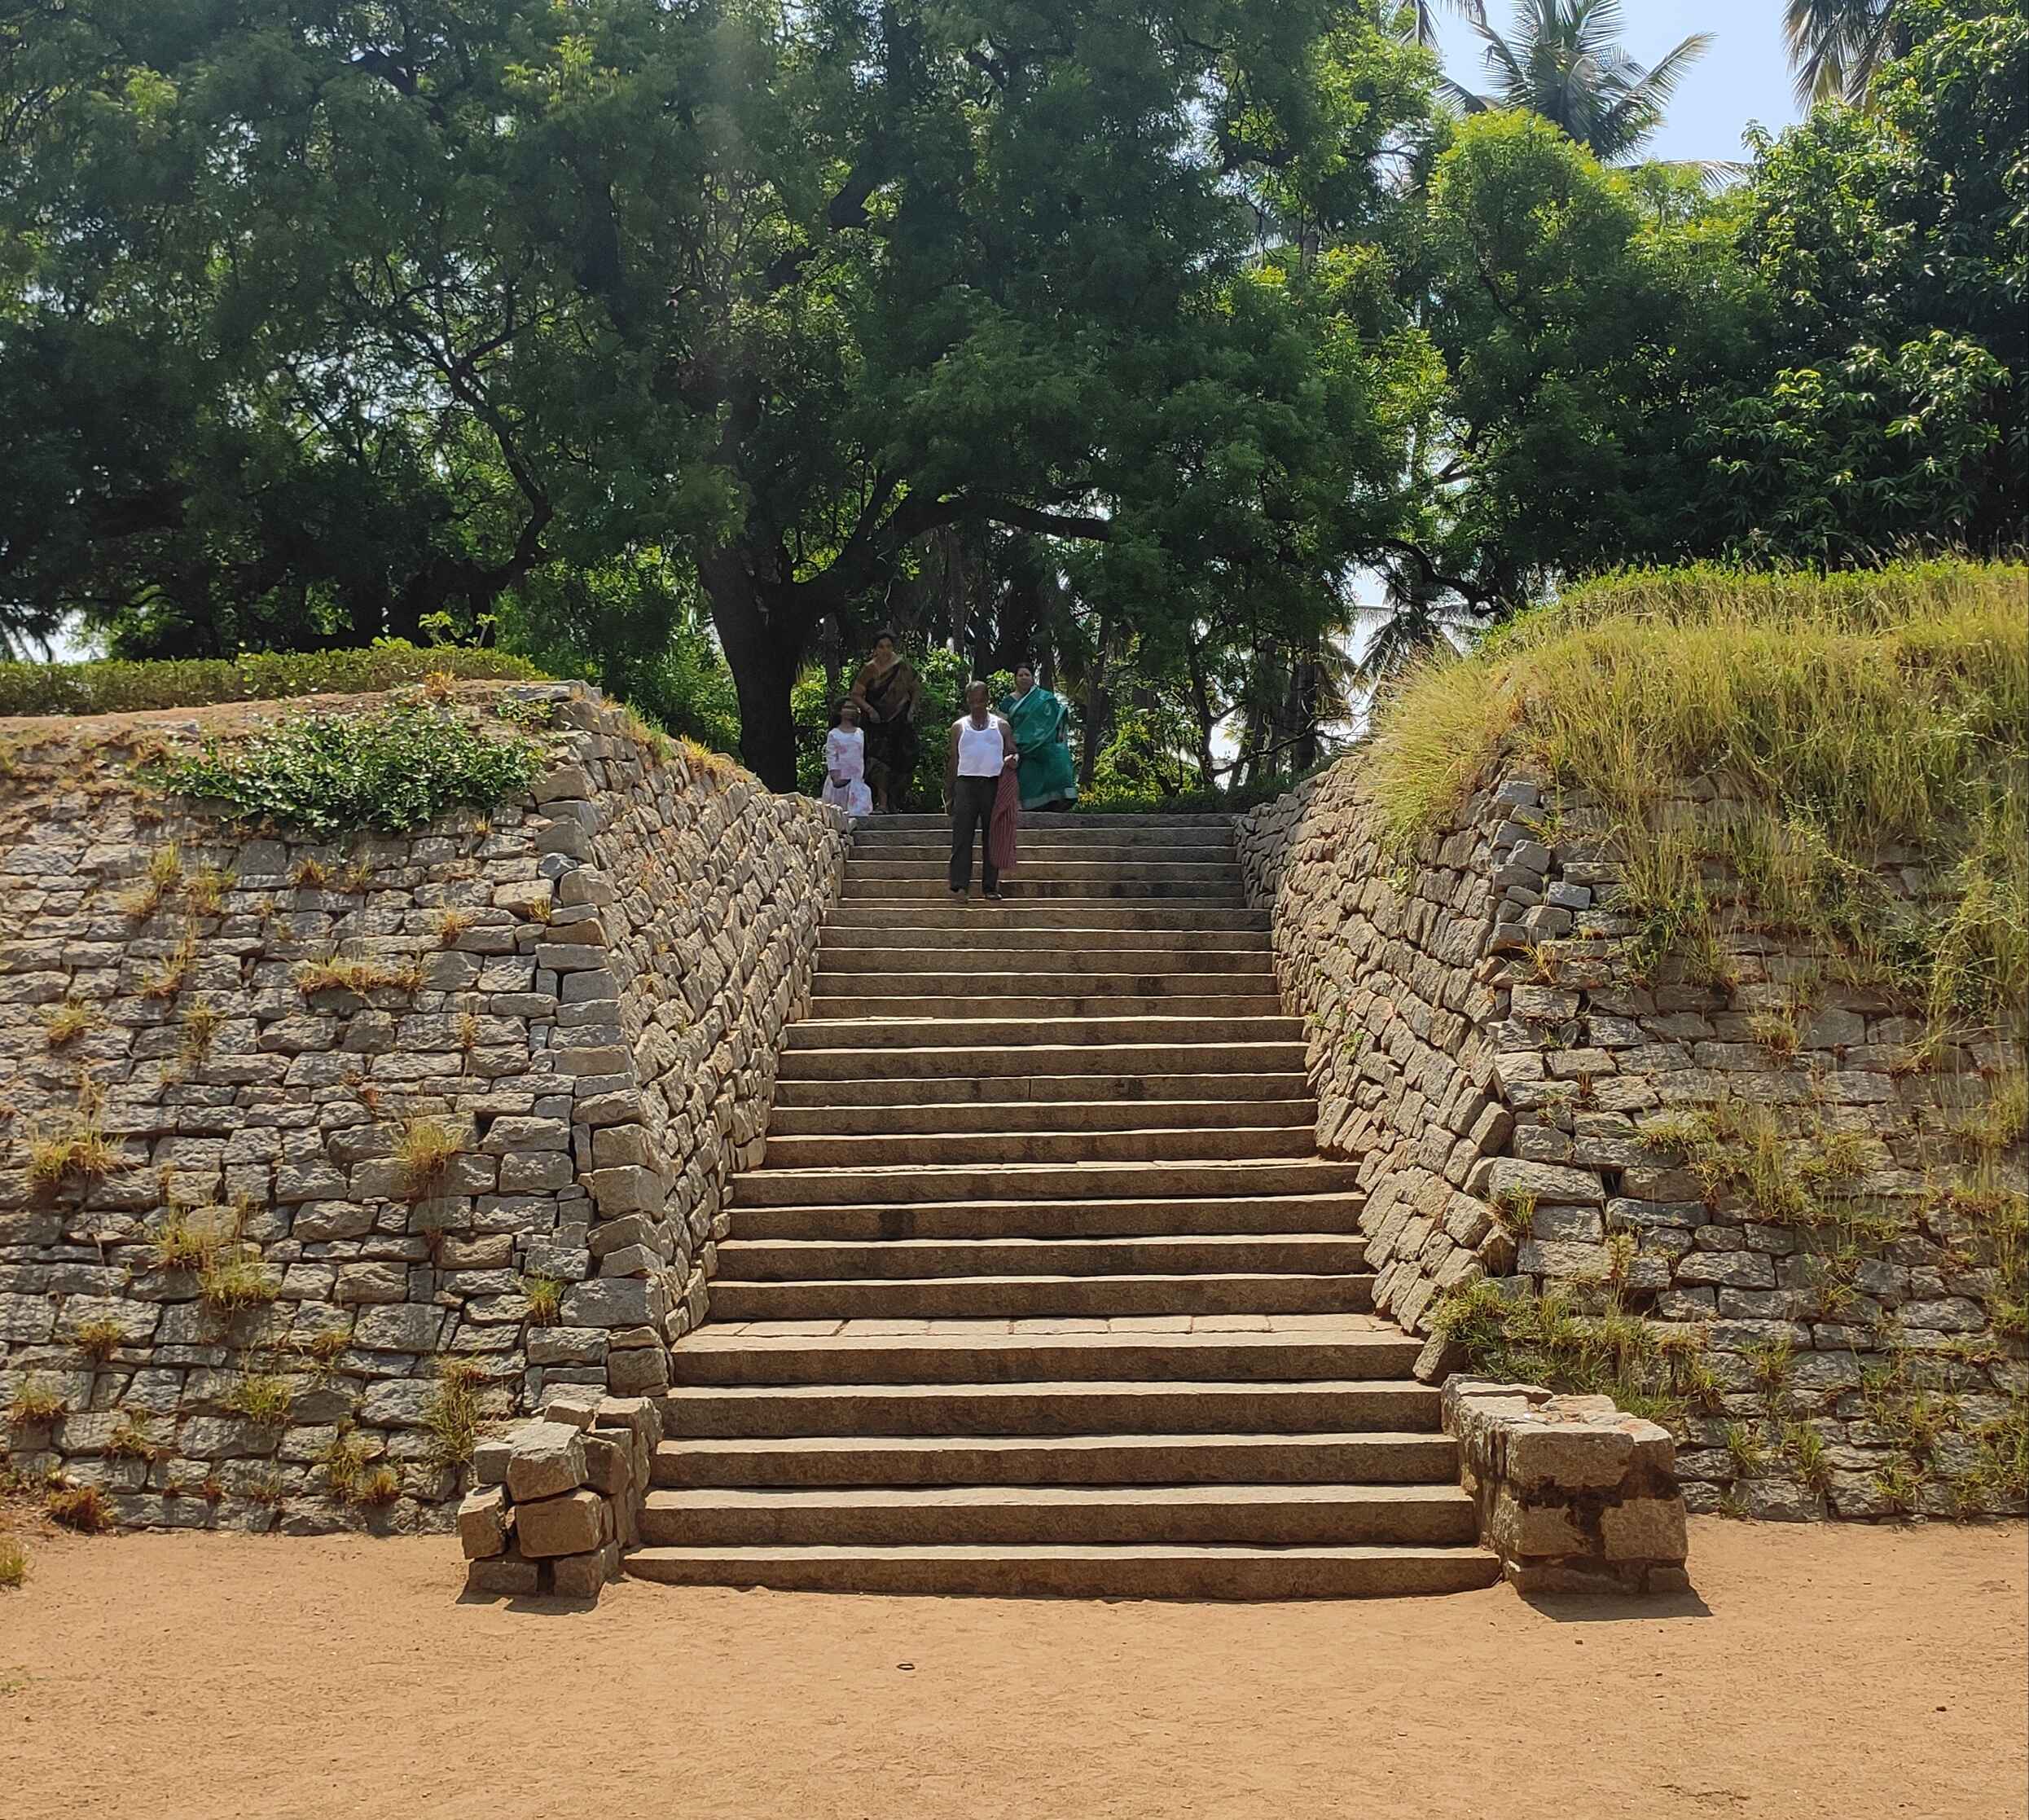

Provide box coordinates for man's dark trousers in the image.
[949,776,1000,895]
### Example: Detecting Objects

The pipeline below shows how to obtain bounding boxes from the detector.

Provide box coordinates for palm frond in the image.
[1781,1,1899,108]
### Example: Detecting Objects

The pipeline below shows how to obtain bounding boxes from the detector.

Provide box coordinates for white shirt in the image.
[955,714,1008,778]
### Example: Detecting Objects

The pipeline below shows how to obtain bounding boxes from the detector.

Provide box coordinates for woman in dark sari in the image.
[850,631,921,813]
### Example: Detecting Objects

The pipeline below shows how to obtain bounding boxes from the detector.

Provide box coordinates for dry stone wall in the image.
[1237,758,2025,1523]
[0,684,845,1534]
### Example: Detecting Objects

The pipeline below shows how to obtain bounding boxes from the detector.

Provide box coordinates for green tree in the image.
[1703,0,2027,559]
[0,1,1443,790]
[1447,0,1712,163]
[1402,111,1762,601]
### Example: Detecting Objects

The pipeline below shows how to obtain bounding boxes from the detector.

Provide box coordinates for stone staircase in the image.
[625,814,1499,1598]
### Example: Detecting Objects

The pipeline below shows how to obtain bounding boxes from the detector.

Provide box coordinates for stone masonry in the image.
[0,684,845,1533]
[1443,1375,1688,1594]
[1237,757,2024,1522]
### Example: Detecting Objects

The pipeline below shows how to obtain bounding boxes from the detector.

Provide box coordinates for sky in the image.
[1425,0,1805,164]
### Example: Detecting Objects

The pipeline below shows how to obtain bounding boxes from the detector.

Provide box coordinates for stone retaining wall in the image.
[1237,758,2025,1522]
[0,685,845,1533]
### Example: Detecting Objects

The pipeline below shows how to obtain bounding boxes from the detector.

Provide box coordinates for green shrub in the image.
[156,701,542,837]
[0,643,540,718]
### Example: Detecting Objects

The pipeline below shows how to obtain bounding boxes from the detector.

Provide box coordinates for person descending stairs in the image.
[624,815,1500,1597]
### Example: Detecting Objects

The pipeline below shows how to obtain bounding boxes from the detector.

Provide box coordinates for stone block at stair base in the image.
[465,1550,542,1596]
[515,1488,605,1558]
[1443,1374,1689,1597]
[505,1420,586,1501]
[456,1485,512,1560]
[549,1544,621,1600]
[581,1433,633,1500]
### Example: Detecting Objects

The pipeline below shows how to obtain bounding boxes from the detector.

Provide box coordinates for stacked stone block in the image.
[1237,758,2023,1521]
[0,684,845,1533]
[460,1387,662,1601]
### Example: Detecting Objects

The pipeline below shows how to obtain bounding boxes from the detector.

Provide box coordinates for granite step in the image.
[651,1430,1460,1489]
[766,1097,1314,1136]
[826,905,1269,932]
[806,991,1285,1020]
[810,970,1276,999]
[846,858,1241,886]
[775,1042,1309,1082]
[706,1270,1376,1322]
[665,1326,1419,1387]
[638,1482,1478,1550]
[658,1377,1442,1437]
[845,879,1249,903]
[729,1157,1364,1206]
[716,1233,1368,1281]
[771,1071,1311,1109]
[730,1190,1364,1242]
[784,1013,1300,1051]
[758,1124,1318,1168]
[623,1542,1502,1598]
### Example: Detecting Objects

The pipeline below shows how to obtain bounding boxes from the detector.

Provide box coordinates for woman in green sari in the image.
[998,664,1078,812]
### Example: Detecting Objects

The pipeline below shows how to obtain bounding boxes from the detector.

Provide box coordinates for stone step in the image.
[862,813,1236,831]
[784,1013,1299,1051]
[777,1042,1309,1083]
[638,1482,1478,1550]
[718,1233,1368,1281]
[652,1430,1460,1488]
[660,1377,1442,1437]
[624,1541,1501,1598]
[819,929,1266,957]
[772,1071,1312,1109]
[731,1190,1365,1241]
[815,939,1274,971]
[828,905,1268,932]
[813,968,1274,997]
[707,1271,1375,1322]
[760,1124,1318,1168]
[845,879,1248,903]
[666,1326,1418,1387]
[854,845,1241,868]
[847,858,1240,886]
[730,1156,1362,1205]
[767,1097,1314,1136]
[855,827,1236,850]
[807,990,1285,1020]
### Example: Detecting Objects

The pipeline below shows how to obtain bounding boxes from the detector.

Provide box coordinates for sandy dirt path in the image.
[0,1518,2021,1820]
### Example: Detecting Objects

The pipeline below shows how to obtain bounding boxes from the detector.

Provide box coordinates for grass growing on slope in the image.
[0,644,540,718]
[1368,561,2029,1027]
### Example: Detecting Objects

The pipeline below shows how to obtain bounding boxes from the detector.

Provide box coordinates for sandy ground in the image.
[0,1517,2022,1820]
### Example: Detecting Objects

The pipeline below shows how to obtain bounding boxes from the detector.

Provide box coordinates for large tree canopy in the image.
[1,0,2022,786]
[0,0,1443,784]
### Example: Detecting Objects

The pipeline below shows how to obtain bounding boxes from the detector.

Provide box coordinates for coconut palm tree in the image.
[1782,1,1912,105]
[1399,0,1486,49]
[1449,0,1714,165]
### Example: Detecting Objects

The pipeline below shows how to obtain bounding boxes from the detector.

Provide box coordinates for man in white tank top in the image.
[944,679,1018,900]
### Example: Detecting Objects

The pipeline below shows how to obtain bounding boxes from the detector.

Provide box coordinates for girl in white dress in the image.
[822,700,873,817]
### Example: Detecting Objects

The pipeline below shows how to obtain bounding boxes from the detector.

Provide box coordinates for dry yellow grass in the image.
[1369,561,2028,1027]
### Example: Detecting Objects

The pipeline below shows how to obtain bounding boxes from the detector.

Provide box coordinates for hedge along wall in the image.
[0,683,845,1532]
[1236,758,2026,1523]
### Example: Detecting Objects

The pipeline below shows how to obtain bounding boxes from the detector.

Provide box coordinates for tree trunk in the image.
[701,549,806,792]
[1078,610,1112,789]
